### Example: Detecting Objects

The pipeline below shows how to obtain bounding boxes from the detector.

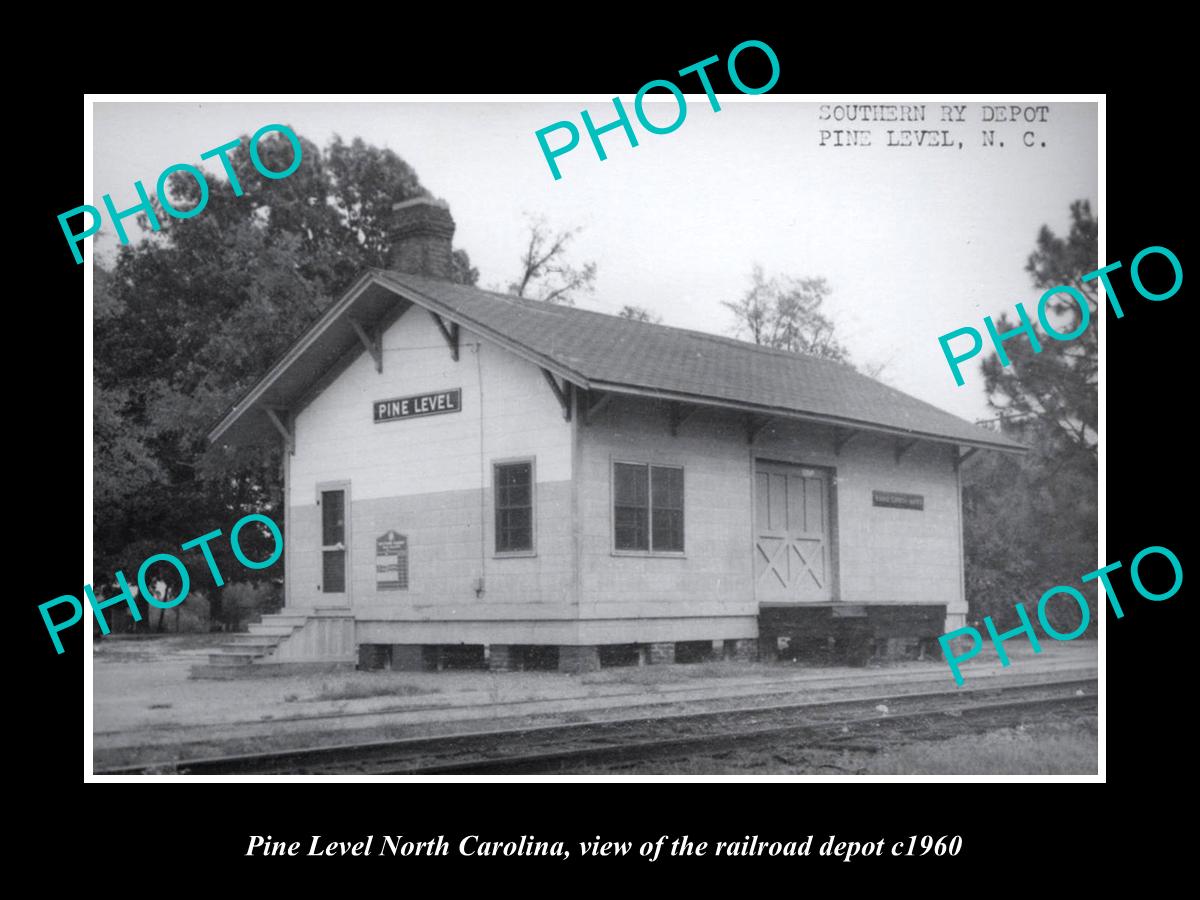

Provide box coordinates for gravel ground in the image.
[92,635,1097,769]
[562,711,1099,775]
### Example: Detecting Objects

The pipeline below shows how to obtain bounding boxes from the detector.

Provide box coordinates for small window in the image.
[320,488,346,593]
[494,461,533,554]
[614,462,684,553]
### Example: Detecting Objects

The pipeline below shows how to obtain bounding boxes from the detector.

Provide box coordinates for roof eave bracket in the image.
[348,317,382,373]
[954,446,980,471]
[542,368,573,422]
[584,390,612,426]
[746,414,771,445]
[669,401,699,437]
[264,407,294,455]
[834,427,861,456]
[894,438,918,464]
[429,312,460,361]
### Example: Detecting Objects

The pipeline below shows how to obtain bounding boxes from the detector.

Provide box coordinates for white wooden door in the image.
[754,461,831,603]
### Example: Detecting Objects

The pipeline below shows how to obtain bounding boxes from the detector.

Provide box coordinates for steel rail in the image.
[412,693,1097,775]
[97,677,1097,776]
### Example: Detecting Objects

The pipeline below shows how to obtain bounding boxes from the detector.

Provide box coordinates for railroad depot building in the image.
[204,197,1023,675]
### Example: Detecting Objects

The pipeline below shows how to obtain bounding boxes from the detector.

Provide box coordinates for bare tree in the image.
[618,304,661,323]
[508,214,597,306]
[723,265,850,362]
[859,356,895,382]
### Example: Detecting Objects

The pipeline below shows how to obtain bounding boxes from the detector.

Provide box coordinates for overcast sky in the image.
[92,99,1098,423]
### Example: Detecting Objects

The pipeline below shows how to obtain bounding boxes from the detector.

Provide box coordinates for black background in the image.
[21,24,1187,886]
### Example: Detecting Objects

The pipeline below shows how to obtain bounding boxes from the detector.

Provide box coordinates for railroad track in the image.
[98,676,1097,775]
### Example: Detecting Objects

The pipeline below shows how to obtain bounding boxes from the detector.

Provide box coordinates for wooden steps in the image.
[190,610,355,678]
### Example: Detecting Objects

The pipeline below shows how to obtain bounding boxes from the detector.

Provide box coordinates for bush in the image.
[171,594,213,633]
[215,581,283,632]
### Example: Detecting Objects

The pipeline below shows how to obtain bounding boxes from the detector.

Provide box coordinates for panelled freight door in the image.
[754,461,832,603]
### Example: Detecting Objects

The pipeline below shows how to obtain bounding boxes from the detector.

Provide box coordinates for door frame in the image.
[750,456,840,606]
[315,479,352,609]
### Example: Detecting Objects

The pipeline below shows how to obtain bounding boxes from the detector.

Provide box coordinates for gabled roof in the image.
[209,269,1024,453]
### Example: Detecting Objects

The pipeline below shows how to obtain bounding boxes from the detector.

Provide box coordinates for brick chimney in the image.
[387,196,456,279]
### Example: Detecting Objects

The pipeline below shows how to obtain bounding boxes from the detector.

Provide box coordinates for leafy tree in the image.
[507,214,597,305]
[93,267,162,511]
[618,304,661,323]
[980,200,1098,458]
[963,201,1098,635]
[94,130,478,617]
[723,265,850,362]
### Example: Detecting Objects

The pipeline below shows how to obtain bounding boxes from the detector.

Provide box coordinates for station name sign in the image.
[374,388,462,423]
[872,490,924,511]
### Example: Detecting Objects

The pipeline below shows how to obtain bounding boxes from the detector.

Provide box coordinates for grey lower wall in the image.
[289,480,575,614]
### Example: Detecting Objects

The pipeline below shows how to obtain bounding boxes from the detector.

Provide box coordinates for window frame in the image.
[316,480,351,602]
[492,457,537,558]
[610,459,686,557]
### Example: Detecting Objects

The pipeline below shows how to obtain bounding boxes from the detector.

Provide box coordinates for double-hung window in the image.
[494,460,534,554]
[614,462,684,553]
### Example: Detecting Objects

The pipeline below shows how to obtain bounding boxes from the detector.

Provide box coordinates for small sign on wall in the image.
[376,531,409,590]
[374,388,461,423]
[873,490,925,511]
